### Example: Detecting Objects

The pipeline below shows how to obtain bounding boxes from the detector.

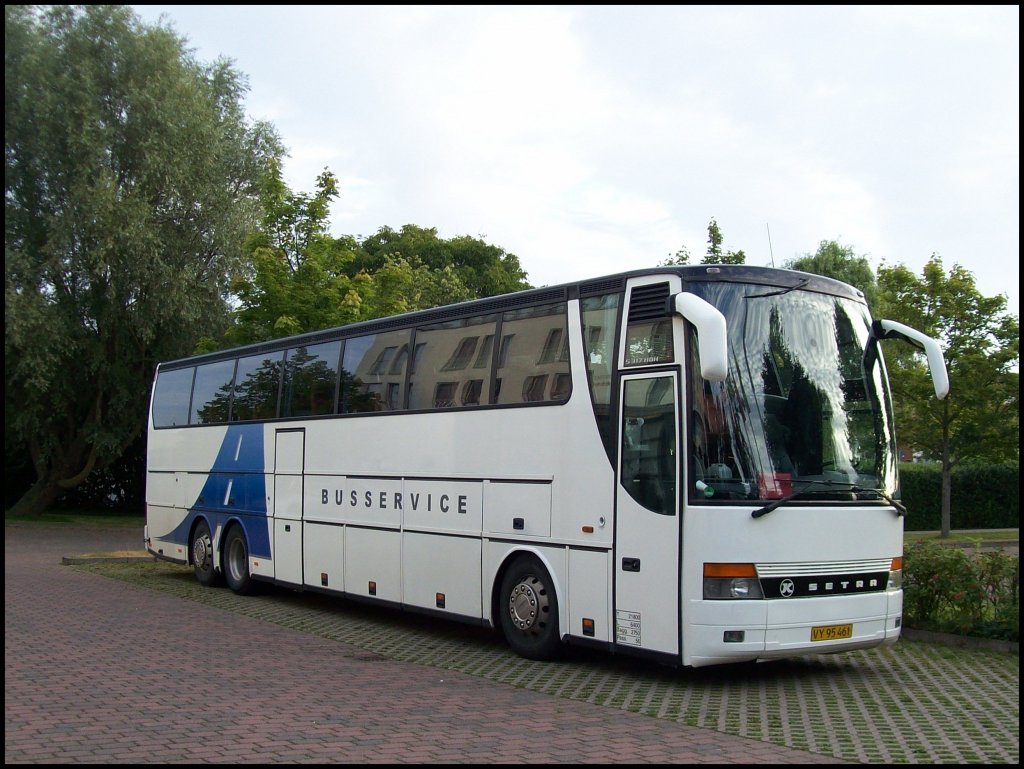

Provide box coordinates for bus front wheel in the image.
[223,525,257,596]
[191,520,221,587]
[499,555,561,661]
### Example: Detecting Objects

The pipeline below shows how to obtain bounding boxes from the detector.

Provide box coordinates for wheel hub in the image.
[193,534,210,570]
[508,577,548,631]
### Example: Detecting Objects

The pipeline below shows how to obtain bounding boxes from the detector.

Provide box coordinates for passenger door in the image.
[614,372,681,656]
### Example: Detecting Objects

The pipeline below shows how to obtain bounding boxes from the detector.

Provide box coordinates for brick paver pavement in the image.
[4,521,843,764]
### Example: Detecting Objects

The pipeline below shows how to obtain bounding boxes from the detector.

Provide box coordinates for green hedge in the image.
[903,539,1019,641]
[900,461,1019,531]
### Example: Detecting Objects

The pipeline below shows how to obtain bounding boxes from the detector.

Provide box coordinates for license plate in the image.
[810,623,853,641]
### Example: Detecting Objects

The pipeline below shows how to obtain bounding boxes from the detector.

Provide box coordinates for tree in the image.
[704,218,724,262]
[228,217,532,346]
[5,5,284,515]
[787,240,880,311]
[877,256,1019,536]
[226,168,363,345]
[701,218,745,264]
[661,245,692,266]
[353,224,530,297]
[256,165,340,273]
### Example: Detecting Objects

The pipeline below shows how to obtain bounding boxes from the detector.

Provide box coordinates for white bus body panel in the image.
[345,527,402,603]
[273,519,302,584]
[303,521,345,591]
[404,532,482,616]
[681,505,903,667]
[484,481,552,538]
[568,548,613,643]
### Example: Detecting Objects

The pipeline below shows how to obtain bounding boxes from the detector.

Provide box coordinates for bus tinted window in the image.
[152,367,195,427]
[343,330,410,412]
[625,319,673,366]
[582,293,620,459]
[231,351,284,421]
[624,282,674,367]
[409,315,498,410]
[282,341,341,418]
[495,303,570,405]
[191,359,236,424]
[621,376,676,515]
[582,293,619,407]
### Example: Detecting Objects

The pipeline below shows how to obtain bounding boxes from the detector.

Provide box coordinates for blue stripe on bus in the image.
[176,423,272,559]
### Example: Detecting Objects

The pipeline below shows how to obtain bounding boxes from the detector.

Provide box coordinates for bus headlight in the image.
[703,563,764,600]
[888,556,903,590]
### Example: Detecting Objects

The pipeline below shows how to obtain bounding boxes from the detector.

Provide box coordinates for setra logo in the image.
[779,578,796,598]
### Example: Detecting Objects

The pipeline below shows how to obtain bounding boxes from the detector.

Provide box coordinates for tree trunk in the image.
[6,477,61,518]
[940,428,952,538]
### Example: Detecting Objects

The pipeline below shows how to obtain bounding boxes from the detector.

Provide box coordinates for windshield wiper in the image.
[853,486,907,517]
[751,479,906,519]
[745,278,809,299]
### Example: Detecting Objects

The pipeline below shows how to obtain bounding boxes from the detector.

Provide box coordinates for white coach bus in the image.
[145,265,949,668]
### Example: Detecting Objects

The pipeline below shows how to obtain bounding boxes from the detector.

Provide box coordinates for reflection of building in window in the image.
[586,326,604,358]
[461,379,483,405]
[523,375,548,401]
[389,345,409,375]
[434,382,457,408]
[539,329,562,364]
[497,334,514,367]
[386,383,400,411]
[370,346,397,375]
[442,337,478,371]
[625,319,674,366]
[551,373,571,400]
[645,376,672,406]
[410,343,426,374]
[364,383,384,410]
[473,336,494,368]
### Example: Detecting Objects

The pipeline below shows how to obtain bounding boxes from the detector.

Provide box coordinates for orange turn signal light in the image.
[703,563,757,578]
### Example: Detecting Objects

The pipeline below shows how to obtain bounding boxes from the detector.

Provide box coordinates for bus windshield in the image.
[686,280,897,503]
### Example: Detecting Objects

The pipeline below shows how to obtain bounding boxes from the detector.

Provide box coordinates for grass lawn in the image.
[905,528,1018,544]
[4,510,144,526]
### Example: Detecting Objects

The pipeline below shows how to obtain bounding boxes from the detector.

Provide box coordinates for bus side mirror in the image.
[871,319,950,399]
[673,292,728,381]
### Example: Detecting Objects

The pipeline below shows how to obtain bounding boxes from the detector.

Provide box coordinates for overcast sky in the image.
[132,5,1020,318]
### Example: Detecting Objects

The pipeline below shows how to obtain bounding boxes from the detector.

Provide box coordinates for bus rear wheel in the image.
[223,525,257,596]
[191,520,221,587]
[499,555,561,661]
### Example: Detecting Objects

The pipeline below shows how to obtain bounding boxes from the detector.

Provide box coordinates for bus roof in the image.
[158,264,865,370]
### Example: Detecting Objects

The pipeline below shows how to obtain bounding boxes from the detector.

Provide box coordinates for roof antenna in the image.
[766,223,776,268]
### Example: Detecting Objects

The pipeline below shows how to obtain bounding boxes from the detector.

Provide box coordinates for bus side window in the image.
[232,351,284,421]
[409,315,498,410]
[343,331,409,412]
[152,366,195,428]
[496,303,570,405]
[191,359,235,424]
[282,341,341,418]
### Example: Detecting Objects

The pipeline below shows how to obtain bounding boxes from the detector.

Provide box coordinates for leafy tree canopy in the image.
[786,239,880,311]
[228,212,531,346]
[5,5,284,515]
[878,256,1017,535]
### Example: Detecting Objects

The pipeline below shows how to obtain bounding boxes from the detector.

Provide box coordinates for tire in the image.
[191,520,221,587]
[223,525,257,596]
[498,555,562,661]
